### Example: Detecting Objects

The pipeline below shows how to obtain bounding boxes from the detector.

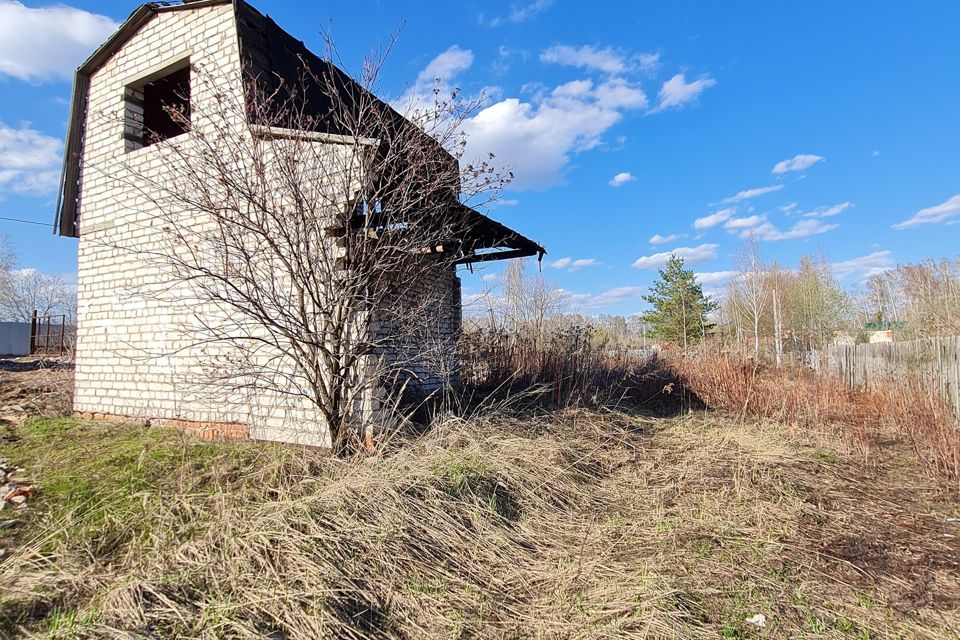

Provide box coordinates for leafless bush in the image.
[93,47,510,452]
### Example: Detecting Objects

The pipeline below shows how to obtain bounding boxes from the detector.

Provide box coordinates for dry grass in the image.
[458,326,680,411]
[2,408,960,639]
[669,351,960,491]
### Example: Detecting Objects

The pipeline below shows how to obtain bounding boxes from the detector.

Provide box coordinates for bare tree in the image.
[499,258,565,345]
[96,49,512,452]
[730,236,770,358]
[0,236,75,323]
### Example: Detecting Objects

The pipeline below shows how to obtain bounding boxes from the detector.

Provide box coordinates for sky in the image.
[0,0,958,316]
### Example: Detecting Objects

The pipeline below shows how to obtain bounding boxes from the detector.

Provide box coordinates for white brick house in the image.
[55,0,541,446]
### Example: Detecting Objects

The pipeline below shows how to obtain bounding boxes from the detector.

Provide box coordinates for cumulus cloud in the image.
[608,171,635,187]
[416,44,704,189]
[892,194,960,229]
[693,208,735,229]
[772,154,824,175]
[549,257,598,271]
[649,233,686,245]
[720,184,783,204]
[832,250,894,282]
[631,243,718,269]
[593,78,647,109]
[462,74,652,189]
[0,121,62,197]
[540,44,629,74]
[0,1,118,82]
[654,73,716,111]
[416,45,474,84]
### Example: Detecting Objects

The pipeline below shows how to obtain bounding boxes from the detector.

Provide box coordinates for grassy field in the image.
[2,406,959,639]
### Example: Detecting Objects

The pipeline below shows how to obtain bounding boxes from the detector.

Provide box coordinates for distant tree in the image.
[642,255,717,349]
[730,236,770,358]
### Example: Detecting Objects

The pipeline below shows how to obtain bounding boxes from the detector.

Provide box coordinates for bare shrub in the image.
[459,324,686,412]
[90,48,520,452]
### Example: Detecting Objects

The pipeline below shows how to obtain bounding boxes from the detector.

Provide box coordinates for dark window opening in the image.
[124,63,191,152]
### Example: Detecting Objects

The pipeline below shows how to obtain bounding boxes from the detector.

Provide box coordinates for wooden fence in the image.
[822,336,960,422]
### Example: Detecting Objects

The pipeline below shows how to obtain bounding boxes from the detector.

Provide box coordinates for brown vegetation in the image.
[669,351,960,492]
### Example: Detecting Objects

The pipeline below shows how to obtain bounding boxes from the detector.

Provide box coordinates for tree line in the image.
[471,239,960,359]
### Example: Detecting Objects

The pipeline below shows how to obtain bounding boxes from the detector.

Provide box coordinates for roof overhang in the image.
[450,203,544,265]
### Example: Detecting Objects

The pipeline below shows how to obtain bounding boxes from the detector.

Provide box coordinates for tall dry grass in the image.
[669,351,960,491]
[458,325,684,413]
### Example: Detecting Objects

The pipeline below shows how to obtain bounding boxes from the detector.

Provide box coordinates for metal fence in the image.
[30,311,68,356]
[822,336,960,422]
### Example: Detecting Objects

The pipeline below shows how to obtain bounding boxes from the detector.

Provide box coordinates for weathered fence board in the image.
[823,336,960,422]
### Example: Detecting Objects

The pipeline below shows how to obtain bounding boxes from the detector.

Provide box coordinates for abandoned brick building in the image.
[55,0,542,445]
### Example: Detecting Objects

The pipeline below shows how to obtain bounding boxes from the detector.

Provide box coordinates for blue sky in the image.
[1,0,958,315]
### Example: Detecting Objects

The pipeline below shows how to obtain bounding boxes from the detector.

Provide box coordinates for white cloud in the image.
[832,250,894,282]
[872,150,881,157]
[694,207,735,229]
[462,74,649,189]
[564,285,647,310]
[695,270,737,297]
[635,53,661,75]
[0,121,62,197]
[417,45,474,84]
[695,270,736,285]
[593,78,648,109]
[649,233,686,245]
[721,184,783,204]
[655,73,716,111]
[540,44,629,74]
[549,257,598,271]
[552,79,593,98]
[422,46,699,189]
[779,202,798,214]
[0,1,118,82]
[724,215,765,231]
[631,243,718,269]
[802,201,853,218]
[772,154,824,175]
[608,171,635,187]
[892,194,960,229]
[748,218,839,241]
[463,96,621,188]
[481,0,554,26]
[508,0,554,23]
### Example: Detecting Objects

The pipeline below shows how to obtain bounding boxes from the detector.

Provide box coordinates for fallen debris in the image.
[0,457,34,511]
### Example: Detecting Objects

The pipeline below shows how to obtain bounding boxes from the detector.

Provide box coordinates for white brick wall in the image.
[73,4,462,447]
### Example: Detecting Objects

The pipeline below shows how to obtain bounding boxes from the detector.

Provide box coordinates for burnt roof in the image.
[54,0,543,263]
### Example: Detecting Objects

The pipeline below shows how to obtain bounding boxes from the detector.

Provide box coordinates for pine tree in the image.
[641,255,718,349]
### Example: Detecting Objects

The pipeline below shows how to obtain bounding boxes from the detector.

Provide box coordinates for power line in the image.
[0,216,50,227]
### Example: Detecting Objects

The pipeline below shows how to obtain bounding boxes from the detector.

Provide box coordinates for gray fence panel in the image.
[822,336,960,422]
[0,322,32,356]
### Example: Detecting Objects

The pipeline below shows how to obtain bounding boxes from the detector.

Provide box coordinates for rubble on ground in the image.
[0,456,34,517]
